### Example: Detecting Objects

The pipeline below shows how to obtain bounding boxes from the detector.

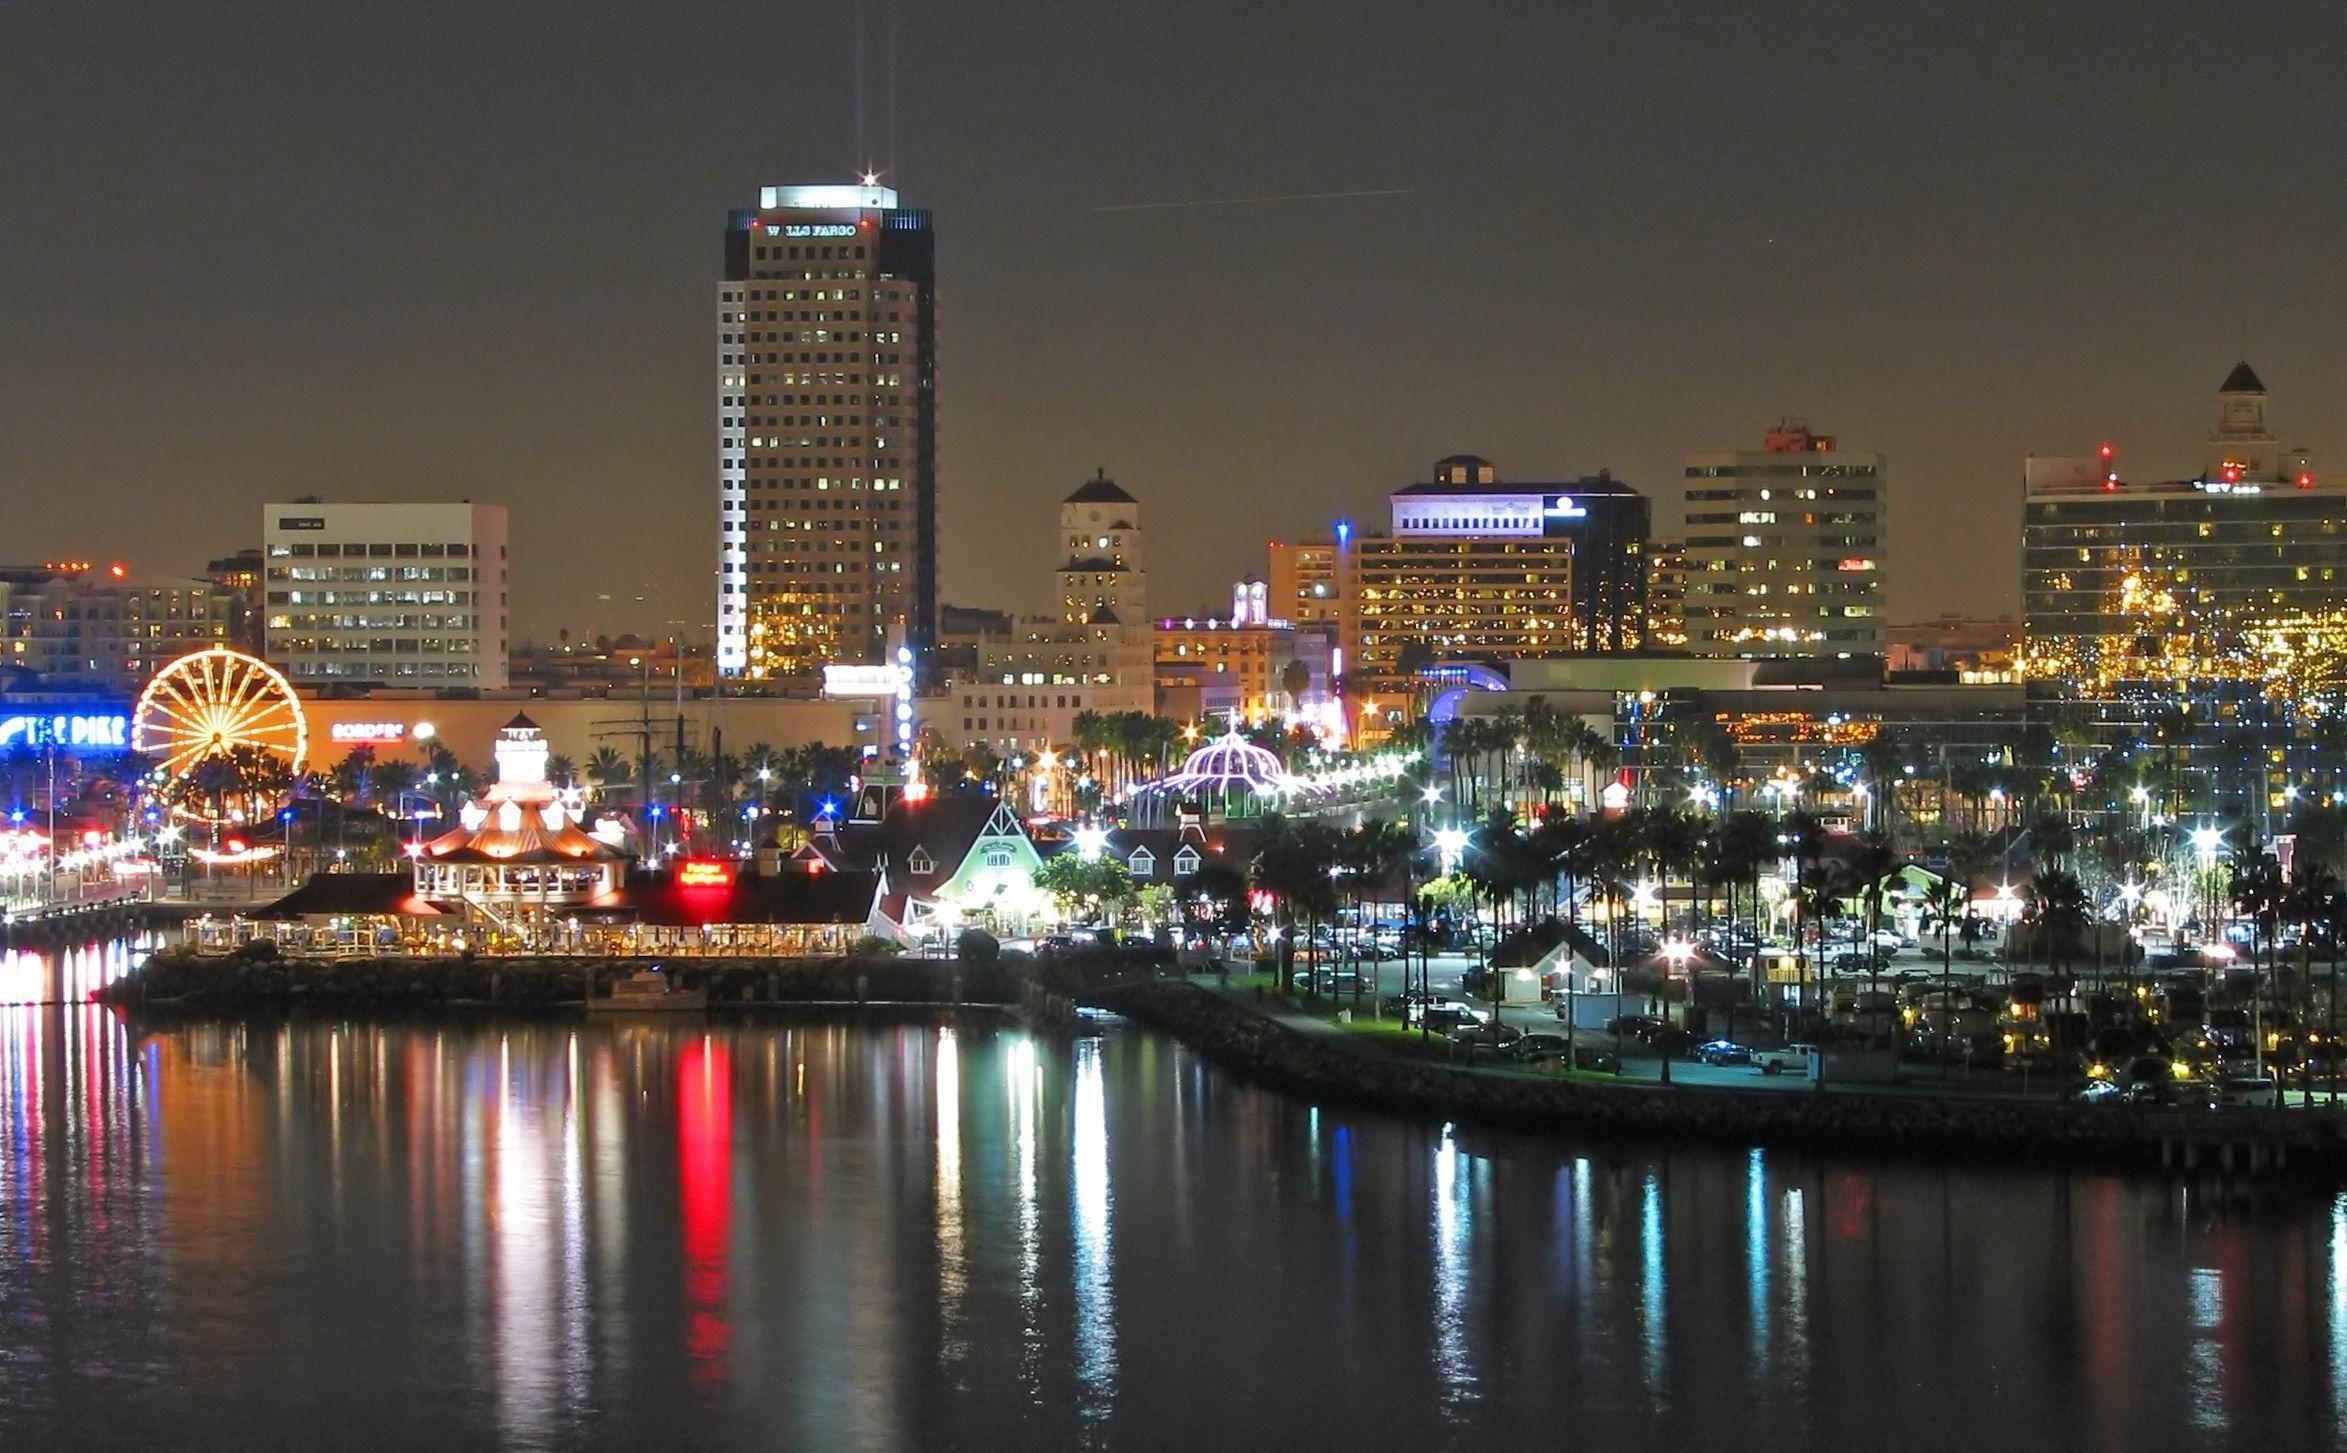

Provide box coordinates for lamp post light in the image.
[1658,939,1696,1083]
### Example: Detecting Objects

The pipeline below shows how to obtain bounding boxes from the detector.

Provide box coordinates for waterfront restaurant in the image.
[194,858,888,957]
[189,716,893,955]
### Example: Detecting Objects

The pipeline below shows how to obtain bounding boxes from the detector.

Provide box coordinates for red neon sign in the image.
[678,859,735,888]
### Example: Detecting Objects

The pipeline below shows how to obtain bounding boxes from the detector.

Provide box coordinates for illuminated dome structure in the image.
[1129,729,1321,826]
[413,714,625,907]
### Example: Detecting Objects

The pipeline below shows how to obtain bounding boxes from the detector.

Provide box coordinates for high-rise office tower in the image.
[716,182,937,681]
[1681,424,1887,659]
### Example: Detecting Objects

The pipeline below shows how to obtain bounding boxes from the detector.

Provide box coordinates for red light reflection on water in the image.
[679,1038,733,1384]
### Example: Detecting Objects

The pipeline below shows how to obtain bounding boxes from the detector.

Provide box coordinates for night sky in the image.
[5,2,2343,642]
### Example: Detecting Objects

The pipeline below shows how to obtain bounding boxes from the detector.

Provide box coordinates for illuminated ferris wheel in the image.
[133,647,310,782]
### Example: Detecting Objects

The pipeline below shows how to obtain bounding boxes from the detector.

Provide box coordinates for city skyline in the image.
[4,3,2344,641]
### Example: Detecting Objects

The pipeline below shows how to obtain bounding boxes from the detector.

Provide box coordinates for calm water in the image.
[5,941,2347,1450]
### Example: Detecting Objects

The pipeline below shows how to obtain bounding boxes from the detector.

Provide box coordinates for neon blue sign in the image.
[0,713,130,750]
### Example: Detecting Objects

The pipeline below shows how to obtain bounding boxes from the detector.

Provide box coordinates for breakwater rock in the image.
[99,946,1021,1014]
[1106,981,2347,1173]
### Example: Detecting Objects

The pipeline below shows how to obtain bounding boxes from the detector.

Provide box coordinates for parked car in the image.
[1646,1025,1696,1056]
[1694,1039,1751,1066]
[2074,1079,2125,1104]
[1870,928,1911,953]
[1506,1033,1572,1062]
[1414,1001,1487,1033]
[1290,968,1365,994]
[1448,1021,1523,1050]
[2210,1075,2279,1109]
[1751,1044,1815,1075]
[1604,1014,1664,1038]
[1574,1046,1623,1073]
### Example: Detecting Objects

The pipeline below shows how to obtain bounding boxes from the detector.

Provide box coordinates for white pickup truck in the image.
[1750,1044,1815,1075]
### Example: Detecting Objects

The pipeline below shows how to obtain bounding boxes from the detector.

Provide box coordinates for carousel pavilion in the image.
[411,714,627,909]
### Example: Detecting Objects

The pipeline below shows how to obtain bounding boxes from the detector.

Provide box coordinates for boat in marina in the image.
[586,966,707,1014]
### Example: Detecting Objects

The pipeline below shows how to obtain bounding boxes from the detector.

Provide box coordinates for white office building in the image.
[262,502,510,688]
[1682,424,1887,659]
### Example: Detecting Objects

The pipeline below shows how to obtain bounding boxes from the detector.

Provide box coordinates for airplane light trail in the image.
[1092,188,1410,213]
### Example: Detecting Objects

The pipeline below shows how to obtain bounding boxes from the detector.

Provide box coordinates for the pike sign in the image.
[0,713,130,750]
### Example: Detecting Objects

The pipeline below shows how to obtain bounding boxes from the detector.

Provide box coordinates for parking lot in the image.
[1260,941,2073,1097]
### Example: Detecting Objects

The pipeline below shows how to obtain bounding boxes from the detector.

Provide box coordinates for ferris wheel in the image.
[133,647,309,782]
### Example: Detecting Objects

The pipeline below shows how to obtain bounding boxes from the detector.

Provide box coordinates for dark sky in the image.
[6,2,2344,641]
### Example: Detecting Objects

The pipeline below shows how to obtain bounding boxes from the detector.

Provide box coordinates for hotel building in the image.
[2022,363,2335,698]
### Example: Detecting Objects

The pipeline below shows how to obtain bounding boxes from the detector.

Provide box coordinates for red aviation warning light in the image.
[2301,471,2317,489]
[2097,442,2114,460]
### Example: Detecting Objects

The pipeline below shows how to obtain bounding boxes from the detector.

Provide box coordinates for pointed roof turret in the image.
[2220,360,2266,394]
[1064,467,1137,505]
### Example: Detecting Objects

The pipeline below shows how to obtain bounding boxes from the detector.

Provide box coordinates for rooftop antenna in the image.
[885,0,900,183]
[852,0,867,176]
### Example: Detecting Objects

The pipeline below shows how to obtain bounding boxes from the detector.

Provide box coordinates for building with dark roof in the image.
[810,793,1048,938]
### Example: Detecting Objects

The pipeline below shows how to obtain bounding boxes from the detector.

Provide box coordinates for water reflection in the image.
[0,940,2341,1448]
[1071,1039,1115,1421]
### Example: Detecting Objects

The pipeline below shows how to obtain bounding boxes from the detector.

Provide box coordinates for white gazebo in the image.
[413,714,627,909]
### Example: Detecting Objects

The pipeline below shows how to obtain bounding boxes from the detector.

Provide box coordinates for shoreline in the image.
[88,949,2347,1179]
[1100,979,2347,1178]
[93,946,1028,1016]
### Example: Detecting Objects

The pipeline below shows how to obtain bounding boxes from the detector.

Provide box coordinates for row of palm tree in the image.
[1435,696,1618,815]
[1069,710,1187,797]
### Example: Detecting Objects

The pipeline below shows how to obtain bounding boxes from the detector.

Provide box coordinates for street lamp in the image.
[1658,939,1696,1082]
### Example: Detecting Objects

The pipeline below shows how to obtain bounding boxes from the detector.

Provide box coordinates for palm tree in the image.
[1643,808,1706,954]
[2024,868,2091,984]
[1716,810,1777,999]
[585,746,632,801]
[2027,810,2076,872]
[2229,847,2286,1076]
[1845,829,1901,1043]
[1250,816,1341,996]
[1856,731,1908,836]
[1782,807,1827,990]
[329,746,378,806]
[1921,875,1969,1071]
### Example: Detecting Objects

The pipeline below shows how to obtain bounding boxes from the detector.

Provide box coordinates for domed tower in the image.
[1057,469,1147,625]
[2206,361,2279,480]
[1055,469,1154,703]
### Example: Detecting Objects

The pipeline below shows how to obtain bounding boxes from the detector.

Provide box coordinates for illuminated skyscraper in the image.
[2022,363,2331,696]
[716,183,937,681]
[1681,425,1887,659]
